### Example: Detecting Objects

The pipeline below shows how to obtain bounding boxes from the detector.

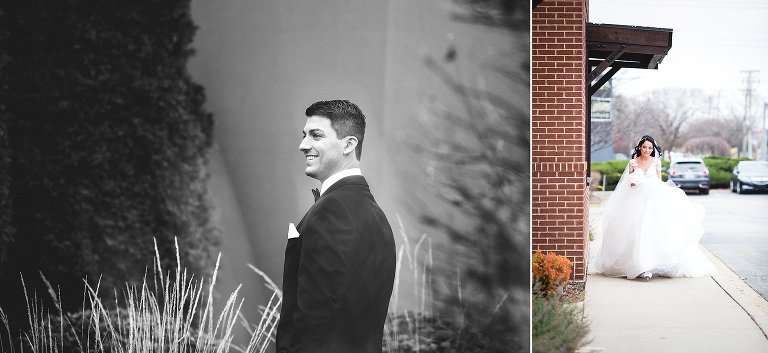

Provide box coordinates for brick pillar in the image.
[531,0,589,281]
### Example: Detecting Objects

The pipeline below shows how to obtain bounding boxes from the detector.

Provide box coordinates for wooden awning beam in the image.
[585,24,673,97]
[587,60,651,69]
[586,44,626,83]
[647,53,665,69]
[588,42,670,55]
[589,66,621,96]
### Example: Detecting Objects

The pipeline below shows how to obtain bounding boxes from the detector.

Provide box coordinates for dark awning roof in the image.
[586,23,673,96]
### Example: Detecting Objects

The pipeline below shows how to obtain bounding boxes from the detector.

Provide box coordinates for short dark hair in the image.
[305,100,366,160]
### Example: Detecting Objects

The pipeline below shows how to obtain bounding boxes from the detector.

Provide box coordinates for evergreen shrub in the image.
[702,156,749,188]
[592,156,748,190]
[590,160,627,191]
[0,0,218,324]
[0,8,12,266]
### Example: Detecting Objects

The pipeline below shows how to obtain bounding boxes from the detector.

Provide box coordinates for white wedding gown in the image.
[590,157,716,279]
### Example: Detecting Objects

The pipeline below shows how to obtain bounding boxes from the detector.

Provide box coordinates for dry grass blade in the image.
[246,265,282,298]
[0,237,286,353]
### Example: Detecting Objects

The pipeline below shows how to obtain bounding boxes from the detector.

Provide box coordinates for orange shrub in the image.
[532,251,572,297]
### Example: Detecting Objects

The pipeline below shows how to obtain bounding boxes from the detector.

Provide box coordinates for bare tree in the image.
[609,94,656,154]
[682,137,731,157]
[679,117,743,150]
[590,120,614,154]
[606,89,705,153]
[645,89,706,150]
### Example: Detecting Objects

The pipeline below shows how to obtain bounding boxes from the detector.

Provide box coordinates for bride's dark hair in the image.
[631,135,663,159]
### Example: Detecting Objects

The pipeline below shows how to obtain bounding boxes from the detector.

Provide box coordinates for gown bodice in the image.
[628,158,661,184]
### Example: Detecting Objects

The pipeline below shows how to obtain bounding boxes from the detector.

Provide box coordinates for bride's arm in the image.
[628,159,638,186]
[656,158,662,180]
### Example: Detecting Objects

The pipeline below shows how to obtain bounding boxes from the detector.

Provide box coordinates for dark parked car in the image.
[731,161,768,194]
[667,158,710,195]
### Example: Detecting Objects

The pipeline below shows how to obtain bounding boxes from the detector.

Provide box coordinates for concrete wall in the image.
[187,0,526,328]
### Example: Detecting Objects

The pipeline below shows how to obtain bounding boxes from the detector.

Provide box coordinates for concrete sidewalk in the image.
[582,203,768,353]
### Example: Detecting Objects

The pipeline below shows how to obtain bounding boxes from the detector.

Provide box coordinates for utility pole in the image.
[763,103,768,161]
[741,70,759,158]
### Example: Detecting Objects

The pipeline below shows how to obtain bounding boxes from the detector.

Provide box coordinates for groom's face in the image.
[299,116,346,183]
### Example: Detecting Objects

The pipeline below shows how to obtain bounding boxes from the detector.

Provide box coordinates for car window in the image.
[671,162,704,170]
[740,164,768,173]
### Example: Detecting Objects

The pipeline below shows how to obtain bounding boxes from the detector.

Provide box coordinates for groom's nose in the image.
[299,136,310,152]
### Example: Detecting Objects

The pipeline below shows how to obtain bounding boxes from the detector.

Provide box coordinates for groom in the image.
[276,100,396,353]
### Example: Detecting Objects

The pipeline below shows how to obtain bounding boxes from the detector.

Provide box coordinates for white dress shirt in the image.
[320,168,362,196]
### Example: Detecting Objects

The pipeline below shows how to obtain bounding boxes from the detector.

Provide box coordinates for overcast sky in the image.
[588,0,768,117]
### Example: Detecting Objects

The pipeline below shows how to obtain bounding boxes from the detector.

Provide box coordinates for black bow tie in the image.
[312,188,320,202]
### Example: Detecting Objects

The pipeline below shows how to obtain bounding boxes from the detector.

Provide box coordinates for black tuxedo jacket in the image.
[276,175,396,353]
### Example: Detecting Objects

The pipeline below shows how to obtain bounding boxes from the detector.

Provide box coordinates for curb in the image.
[701,246,768,340]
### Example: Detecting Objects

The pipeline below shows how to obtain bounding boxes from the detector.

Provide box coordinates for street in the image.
[693,189,768,301]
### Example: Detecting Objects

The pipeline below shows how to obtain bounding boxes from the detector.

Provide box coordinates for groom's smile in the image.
[299,115,347,183]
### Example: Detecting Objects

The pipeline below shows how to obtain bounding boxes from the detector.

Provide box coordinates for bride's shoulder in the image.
[629,158,638,166]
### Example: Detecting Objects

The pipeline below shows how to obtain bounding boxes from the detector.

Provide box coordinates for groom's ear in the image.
[342,136,358,156]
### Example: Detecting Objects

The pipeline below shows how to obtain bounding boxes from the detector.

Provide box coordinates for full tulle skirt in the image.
[591,179,716,279]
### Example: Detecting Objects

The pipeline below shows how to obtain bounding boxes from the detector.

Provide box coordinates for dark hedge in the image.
[702,156,749,188]
[590,159,628,191]
[0,0,219,324]
[0,6,12,267]
[591,156,750,190]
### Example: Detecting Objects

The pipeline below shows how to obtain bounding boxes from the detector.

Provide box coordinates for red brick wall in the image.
[532,0,589,281]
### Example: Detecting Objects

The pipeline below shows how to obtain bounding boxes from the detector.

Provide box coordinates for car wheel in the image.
[700,188,709,195]
[736,181,744,194]
[730,180,736,192]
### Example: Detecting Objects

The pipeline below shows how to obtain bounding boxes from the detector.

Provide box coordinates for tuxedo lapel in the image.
[294,175,368,242]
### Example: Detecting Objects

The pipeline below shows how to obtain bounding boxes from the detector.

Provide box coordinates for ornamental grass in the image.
[0,238,279,353]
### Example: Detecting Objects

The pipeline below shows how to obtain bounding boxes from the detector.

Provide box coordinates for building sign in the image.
[591,80,612,121]
[591,97,611,121]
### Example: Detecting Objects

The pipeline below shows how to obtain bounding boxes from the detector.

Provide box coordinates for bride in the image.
[591,135,716,280]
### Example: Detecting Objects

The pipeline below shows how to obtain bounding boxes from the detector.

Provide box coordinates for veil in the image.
[589,161,632,274]
[602,161,632,217]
